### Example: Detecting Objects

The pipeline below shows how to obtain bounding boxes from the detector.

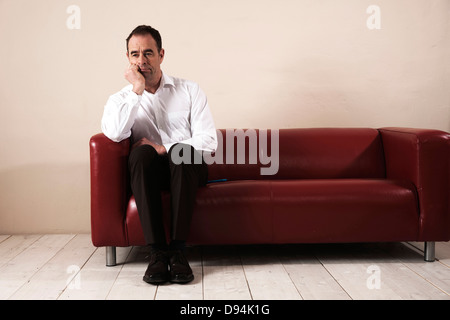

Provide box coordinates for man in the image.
[101,25,217,285]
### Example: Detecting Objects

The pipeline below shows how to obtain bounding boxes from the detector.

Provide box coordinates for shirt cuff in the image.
[127,90,142,105]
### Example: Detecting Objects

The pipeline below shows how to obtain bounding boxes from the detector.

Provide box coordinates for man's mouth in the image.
[139,67,151,72]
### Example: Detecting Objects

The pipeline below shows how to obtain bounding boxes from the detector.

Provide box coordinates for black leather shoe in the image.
[143,249,169,285]
[169,250,194,284]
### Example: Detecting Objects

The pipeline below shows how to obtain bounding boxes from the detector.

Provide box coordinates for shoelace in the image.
[148,250,168,265]
[170,251,189,266]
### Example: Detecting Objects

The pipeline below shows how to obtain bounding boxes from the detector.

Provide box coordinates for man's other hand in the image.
[132,137,167,155]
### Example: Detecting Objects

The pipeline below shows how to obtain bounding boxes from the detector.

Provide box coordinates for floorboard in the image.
[10,234,95,300]
[202,246,251,300]
[278,245,351,300]
[0,234,74,299]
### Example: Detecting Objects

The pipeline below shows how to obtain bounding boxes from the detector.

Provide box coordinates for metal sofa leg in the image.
[106,246,117,266]
[424,242,435,262]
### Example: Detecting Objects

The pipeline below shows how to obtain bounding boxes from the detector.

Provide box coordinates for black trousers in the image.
[128,143,208,245]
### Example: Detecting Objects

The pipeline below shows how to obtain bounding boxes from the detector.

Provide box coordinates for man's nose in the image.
[137,55,145,65]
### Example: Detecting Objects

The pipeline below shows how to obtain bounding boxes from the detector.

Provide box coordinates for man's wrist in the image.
[159,145,167,155]
[132,83,145,95]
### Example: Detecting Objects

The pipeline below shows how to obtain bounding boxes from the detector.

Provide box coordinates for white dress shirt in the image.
[101,72,218,153]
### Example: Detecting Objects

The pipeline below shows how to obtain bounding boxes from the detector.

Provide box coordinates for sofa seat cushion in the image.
[125,179,419,246]
[190,180,273,244]
[271,179,419,243]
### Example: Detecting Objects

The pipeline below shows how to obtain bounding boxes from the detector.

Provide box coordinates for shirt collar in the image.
[160,72,175,88]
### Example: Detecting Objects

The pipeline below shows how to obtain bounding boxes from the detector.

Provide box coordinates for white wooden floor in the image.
[0,234,449,300]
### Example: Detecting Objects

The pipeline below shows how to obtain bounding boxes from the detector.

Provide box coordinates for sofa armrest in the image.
[379,127,450,241]
[90,133,130,247]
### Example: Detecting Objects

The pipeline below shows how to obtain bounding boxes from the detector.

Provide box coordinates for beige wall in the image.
[0,0,449,234]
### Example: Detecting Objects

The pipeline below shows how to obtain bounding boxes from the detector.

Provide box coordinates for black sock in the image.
[149,242,167,253]
[169,240,186,252]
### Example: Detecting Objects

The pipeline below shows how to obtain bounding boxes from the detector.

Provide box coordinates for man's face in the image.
[127,34,164,80]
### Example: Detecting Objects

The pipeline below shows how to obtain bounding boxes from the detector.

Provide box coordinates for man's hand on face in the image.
[132,137,167,155]
[125,63,145,95]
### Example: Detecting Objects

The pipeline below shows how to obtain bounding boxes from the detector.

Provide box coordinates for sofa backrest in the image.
[207,128,386,181]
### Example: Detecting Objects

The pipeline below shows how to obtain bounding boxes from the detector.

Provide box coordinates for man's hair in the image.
[126,25,162,53]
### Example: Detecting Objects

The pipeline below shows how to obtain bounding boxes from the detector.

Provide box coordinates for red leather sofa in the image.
[90,128,450,266]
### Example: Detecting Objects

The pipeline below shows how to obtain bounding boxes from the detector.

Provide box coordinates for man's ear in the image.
[159,48,165,62]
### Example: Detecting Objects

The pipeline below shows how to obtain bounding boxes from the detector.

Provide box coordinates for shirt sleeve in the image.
[163,82,218,153]
[101,86,141,142]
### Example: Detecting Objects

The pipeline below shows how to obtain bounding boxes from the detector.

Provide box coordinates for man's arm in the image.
[101,64,145,142]
[101,88,140,142]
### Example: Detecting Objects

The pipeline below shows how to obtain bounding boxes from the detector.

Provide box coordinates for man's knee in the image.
[129,144,158,169]
[168,143,203,165]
